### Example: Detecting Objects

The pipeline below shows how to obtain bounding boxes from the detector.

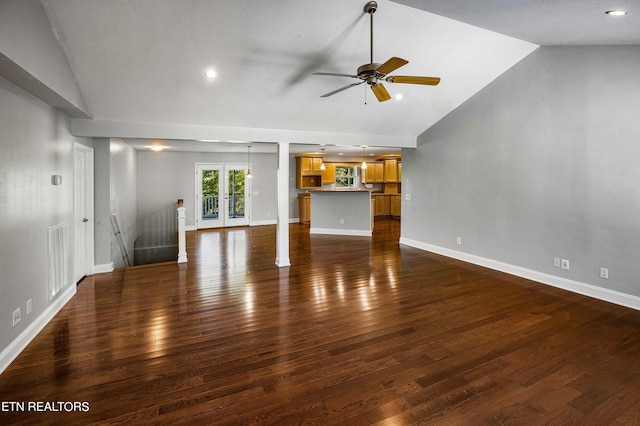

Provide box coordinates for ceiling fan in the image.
[313,1,441,102]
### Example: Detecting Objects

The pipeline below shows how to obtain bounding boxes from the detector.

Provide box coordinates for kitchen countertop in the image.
[306,189,373,193]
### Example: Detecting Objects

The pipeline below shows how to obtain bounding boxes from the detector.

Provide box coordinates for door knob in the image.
[82,218,89,222]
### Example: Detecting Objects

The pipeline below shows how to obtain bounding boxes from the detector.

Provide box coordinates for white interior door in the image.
[74,143,94,282]
[197,164,249,229]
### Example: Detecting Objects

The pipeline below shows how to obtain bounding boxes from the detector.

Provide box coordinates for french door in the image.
[196,164,250,229]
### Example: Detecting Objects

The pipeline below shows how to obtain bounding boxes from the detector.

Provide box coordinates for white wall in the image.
[137,151,278,231]
[0,76,91,371]
[402,46,640,304]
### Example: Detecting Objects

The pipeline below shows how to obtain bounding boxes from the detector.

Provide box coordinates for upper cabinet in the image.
[364,162,384,183]
[322,162,336,184]
[296,156,326,188]
[383,159,399,182]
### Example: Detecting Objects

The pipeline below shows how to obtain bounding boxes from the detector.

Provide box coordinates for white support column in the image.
[177,204,187,263]
[275,141,291,267]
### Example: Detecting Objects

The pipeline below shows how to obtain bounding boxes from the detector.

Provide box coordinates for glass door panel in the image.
[197,165,222,229]
[197,164,249,229]
[224,166,249,227]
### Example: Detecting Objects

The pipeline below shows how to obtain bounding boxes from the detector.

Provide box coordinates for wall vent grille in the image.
[48,222,69,300]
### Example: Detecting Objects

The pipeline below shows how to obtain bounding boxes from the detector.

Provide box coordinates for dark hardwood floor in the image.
[3,218,640,425]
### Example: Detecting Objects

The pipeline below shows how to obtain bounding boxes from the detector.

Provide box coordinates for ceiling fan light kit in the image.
[313,1,440,102]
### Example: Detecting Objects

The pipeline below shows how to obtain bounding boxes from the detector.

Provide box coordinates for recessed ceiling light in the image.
[146,145,168,151]
[606,10,628,16]
[204,69,217,79]
[394,93,404,101]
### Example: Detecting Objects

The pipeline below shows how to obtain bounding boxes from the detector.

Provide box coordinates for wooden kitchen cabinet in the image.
[364,162,384,183]
[312,157,324,173]
[372,194,401,217]
[298,193,311,223]
[391,194,401,217]
[384,159,399,182]
[298,157,313,174]
[296,156,323,188]
[322,162,336,184]
[374,194,391,216]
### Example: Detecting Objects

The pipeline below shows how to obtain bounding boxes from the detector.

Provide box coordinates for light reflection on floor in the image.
[187,221,403,320]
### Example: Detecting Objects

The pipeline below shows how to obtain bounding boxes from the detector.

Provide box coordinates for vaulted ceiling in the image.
[37,0,637,152]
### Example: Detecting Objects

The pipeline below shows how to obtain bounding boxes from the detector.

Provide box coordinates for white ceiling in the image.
[39,0,636,155]
[391,0,640,46]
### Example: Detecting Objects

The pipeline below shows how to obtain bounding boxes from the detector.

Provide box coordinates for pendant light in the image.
[246,145,252,178]
[361,145,368,170]
[320,148,326,170]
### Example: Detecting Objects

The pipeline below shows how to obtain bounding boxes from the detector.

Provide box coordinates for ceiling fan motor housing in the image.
[357,63,382,84]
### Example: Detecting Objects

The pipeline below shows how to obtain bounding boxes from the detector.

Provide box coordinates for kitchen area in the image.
[295,154,402,236]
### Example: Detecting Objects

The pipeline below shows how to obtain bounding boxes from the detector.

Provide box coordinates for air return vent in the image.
[48,222,69,300]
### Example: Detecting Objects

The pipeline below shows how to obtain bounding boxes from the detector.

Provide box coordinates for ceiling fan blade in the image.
[371,83,391,102]
[320,81,364,98]
[376,57,408,75]
[313,72,359,79]
[386,75,441,86]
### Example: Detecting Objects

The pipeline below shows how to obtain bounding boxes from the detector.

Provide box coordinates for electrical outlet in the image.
[561,259,570,270]
[12,308,21,327]
[340,218,345,225]
[456,237,462,245]
[600,267,609,279]
[26,299,32,315]
[404,194,411,201]
[554,258,561,268]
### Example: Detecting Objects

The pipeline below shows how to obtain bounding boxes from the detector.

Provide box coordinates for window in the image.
[335,166,356,188]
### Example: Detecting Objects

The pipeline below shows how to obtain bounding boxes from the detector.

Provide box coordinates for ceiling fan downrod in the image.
[365,1,377,65]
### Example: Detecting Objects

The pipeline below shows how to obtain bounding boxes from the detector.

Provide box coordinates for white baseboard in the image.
[93,262,114,274]
[310,228,372,237]
[250,219,277,226]
[185,225,197,231]
[399,237,640,312]
[290,218,301,224]
[0,284,76,375]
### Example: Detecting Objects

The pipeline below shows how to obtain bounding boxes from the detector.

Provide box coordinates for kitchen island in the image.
[308,190,372,236]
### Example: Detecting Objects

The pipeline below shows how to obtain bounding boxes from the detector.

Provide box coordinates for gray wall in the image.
[0,0,90,116]
[93,138,111,265]
[402,46,640,296]
[93,138,138,268]
[0,77,90,355]
[109,139,138,268]
[137,151,278,230]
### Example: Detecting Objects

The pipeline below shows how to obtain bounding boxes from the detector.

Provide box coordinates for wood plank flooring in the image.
[3,218,640,425]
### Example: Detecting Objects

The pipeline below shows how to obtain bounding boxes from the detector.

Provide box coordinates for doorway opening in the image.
[196,164,250,229]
